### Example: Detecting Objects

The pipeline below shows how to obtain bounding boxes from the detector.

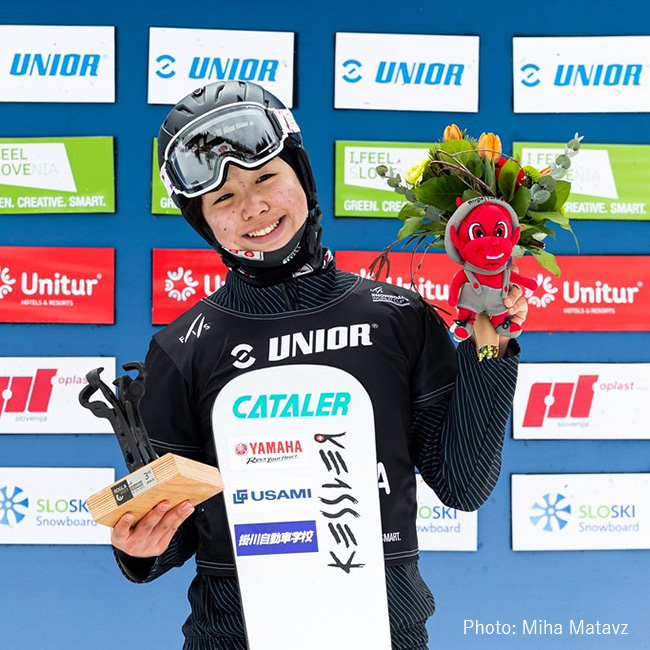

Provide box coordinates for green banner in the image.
[0,137,114,214]
[152,138,181,215]
[335,141,430,218]
[513,142,650,221]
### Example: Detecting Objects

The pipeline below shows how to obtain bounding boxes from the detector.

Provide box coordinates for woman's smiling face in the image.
[201,157,308,252]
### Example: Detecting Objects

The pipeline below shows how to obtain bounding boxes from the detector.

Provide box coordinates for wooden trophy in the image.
[80,363,223,527]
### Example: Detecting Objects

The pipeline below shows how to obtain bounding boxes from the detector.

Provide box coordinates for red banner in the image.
[0,247,114,324]
[152,249,229,324]
[335,251,650,332]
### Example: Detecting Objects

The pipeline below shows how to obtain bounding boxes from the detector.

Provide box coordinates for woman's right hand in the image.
[111,500,195,558]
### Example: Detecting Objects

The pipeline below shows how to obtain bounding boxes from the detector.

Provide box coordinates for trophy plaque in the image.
[80,362,223,527]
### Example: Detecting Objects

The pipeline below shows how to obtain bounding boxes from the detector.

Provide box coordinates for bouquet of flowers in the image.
[375,125,583,277]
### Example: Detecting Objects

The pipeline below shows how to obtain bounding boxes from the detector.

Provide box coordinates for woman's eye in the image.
[468,223,485,240]
[257,173,275,183]
[214,193,232,204]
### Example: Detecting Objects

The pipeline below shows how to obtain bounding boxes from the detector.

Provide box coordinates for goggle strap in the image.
[160,164,178,198]
[270,108,301,136]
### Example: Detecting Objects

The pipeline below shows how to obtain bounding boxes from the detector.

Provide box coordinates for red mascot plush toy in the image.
[444,196,538,342]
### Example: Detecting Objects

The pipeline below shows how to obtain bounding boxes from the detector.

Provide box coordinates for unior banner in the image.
[335,32,479,112]
[511,474,650,551]
[0,357,116,434]
[335,251,650,331]
[0,246,114,324]
[0,25,115,103]
[335,141,429,217]
[513,36,650,113]
[148,27,295,107]
[152,249,228,324]
[213,365,391,650]
[0,137,114,214]
[416,476,477,551]
[0,467,114,544]
[514,363,650,440]
[514,142,650,221]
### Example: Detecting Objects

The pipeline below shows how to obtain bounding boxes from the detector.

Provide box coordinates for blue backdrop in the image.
[1,1,649,648]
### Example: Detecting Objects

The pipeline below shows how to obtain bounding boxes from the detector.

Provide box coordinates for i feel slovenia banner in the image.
[513,142,650,221]
[0,137,114,214]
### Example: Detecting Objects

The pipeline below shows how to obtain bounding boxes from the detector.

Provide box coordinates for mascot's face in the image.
[450,203,520,270]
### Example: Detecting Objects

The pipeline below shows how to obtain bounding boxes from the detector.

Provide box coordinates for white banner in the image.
[513,363,650,440]
[0,357,116,434]
[335,32,479,112]
[512,474,650,551]
[0,25,115,103]
[213,364,391,650]
[513,36,650,113]
[416,476,477,551]
[148,27,295,107]
[0,143,77,192]
[0,467,114,544]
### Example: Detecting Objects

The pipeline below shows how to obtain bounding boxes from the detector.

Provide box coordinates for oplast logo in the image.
[9,53,101,77]
[0,267,16,298]
[0,485,29,526]
[165,266,199,302]
[525,274,557,308]
[233,487,312,505]
[342,59,362,83]
[0,369,56,419]
[530,493,572,532]
[522,375,598,427]
[155,54,176,78]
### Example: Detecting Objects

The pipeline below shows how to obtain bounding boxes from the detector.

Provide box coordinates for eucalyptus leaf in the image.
[556,154,571,169]
[497,159,521,202]
[538,175,556,192]
[376,165,388,177]
[397,216,424,240]
[531,189,551,204]
[405,190,417,202]
[387,178,401,189]
[510,186,531,219]
[536,189,557,211]
[550,167,568,180]
[394,185,407,195]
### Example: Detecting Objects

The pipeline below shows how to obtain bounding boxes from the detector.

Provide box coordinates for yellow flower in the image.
[477,132,502,163]
[443,124,462,141]
[405,158,428,186]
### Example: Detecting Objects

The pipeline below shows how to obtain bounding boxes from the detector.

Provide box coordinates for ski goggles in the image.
[160,102,301,199]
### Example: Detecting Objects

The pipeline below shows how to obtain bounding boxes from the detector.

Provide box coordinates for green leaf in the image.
[531,188,552,206]
[529,247,561,277]
[423,220,446,235]
[397,216,424,240]
[413,175,466,212]
[538,210,580,253]
[538,175,556,192]
[440,138,478,168]
[482,160,496,194]
[397,203,425,221]
[462,189,482,202]
[537,189,557,211]
[554,180,571,209]
[510,186,531,219]
[497,159,520,202]
[556,154,571,169]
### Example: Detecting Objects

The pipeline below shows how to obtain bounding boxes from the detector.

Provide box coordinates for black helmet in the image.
[158,81,324,286]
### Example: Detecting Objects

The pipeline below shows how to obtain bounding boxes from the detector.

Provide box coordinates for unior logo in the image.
[165,266,199,302]
[342,59,362,83]
[525,274,557,308]
[520,63,540,87]
[0,485,29,526]
[522,375,598,427]
[155,54,176,78]
[10,53,101,77]
[0,368,57,419]
[374,61,464,86]
[530,493,571,532]
[187,57,279,82]
[0,266,16,299]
